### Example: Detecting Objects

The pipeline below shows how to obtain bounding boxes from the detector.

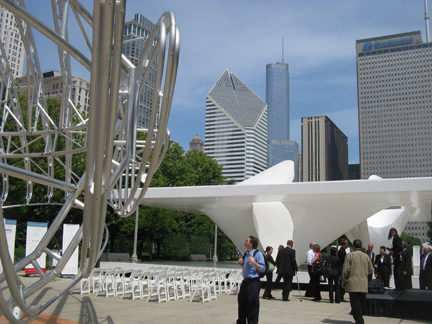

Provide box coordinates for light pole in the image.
[131,208,139,263]
[212,224,218,261]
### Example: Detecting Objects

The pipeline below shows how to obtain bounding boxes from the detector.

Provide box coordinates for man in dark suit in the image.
[401,241,413,289]
[275,239,298,301]
[420,245,432,290]
[366,243,375,281]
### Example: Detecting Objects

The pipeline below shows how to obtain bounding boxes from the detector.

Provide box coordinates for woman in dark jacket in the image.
[327,247,342,303]
[262,246,276,299]
[389,227,403,289]
[374,245,392,287]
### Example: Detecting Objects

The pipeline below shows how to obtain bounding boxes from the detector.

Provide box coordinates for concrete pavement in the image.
[0,273,429,324]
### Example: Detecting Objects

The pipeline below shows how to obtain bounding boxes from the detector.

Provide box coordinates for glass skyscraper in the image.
[122,14,157,128]
[266,62,298,179]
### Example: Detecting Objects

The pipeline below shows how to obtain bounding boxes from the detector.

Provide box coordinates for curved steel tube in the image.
[0,1,179,322]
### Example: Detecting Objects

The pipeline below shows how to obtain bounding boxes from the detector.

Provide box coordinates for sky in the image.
[26,0,430,164]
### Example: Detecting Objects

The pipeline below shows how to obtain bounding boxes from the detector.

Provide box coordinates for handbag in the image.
[268,261,275,272]
[313,262,323,275]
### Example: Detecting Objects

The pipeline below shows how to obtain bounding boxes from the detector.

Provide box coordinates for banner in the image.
[25,221,47,275]
[0,219,17,273]
[61,224,79,276]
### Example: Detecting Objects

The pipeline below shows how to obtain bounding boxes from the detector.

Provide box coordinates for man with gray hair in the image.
[342,239,373,324]
[401,241,413,289]
[420,245,432,290]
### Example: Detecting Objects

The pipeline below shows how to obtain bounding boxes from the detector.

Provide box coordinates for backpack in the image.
[243,249,268,278]
[322,256,333,278]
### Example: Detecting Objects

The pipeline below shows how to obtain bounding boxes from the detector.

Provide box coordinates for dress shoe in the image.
[282,298,290,301]
[312,297,322,301]
[268,295,275,299]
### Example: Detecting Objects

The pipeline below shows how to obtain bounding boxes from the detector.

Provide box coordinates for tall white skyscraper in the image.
[0,6,25,77]
[356,30,432,241]
[204,70,268,183]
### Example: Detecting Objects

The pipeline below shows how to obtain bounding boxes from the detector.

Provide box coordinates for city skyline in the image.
[25,1,431,164]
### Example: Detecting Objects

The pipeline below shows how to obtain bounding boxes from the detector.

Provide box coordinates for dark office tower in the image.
[122,14,157,128]
[301,116,348,181]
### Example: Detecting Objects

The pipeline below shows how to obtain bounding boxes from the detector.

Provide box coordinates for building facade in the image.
[266,63,290,162]
[16,70,90,114]
[189,135,204,152]
[356,30,432,241]
[0,6,25,78]
[204,70,268,183]
[122,14,157,128]
[301,115,348,182]
[356,31,432,179]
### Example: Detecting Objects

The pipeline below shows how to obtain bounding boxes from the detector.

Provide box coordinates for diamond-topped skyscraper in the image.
[204,70,268,183]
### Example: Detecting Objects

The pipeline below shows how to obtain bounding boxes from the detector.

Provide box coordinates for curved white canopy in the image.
[141,161,432,263]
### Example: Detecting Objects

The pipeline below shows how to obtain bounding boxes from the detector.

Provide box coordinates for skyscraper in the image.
[356,31,432,179]
[301,115,348,182]
[0,6,25,77]
[204,70,268,183]
[356,30,432,241]
[266,62,299,180]
[122,14,156,128]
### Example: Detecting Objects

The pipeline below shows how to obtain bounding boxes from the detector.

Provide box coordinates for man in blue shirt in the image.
[237,235,266,324]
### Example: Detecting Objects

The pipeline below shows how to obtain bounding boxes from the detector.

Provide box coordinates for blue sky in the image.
[27,1,429,163]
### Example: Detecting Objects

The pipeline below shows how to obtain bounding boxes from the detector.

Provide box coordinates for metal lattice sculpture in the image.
[0,0,179,322]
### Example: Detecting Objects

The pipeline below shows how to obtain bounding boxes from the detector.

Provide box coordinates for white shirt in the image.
[306,248,315,266]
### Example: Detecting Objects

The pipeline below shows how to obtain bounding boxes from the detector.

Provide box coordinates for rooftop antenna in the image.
[282,37,284,63]
[425,0,431,42]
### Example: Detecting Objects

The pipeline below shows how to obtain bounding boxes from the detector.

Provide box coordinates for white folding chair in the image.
[93,268,109,296]
[80,267,96,295]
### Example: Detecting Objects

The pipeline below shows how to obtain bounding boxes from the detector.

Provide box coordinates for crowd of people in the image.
[235,229,432,324]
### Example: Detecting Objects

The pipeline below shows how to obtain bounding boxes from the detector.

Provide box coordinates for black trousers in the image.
[310,273,321,299]
[237,279,260,324]
[263,272,273,298]
[305,265,313,296]
[281,274,293,300]
[403,275,412,289]
[349,292,366,324]
[394,262,404,290]
[328,275,340,303]
[419,271,432,290]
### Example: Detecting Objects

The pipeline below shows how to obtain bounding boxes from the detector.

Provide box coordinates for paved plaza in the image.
[0,273,429,324]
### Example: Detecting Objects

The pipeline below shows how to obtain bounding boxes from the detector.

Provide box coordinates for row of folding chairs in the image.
[80,266,244,303]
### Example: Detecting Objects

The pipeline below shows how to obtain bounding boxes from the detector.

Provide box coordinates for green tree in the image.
[427,222,432,243]
[401,232,423,253]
